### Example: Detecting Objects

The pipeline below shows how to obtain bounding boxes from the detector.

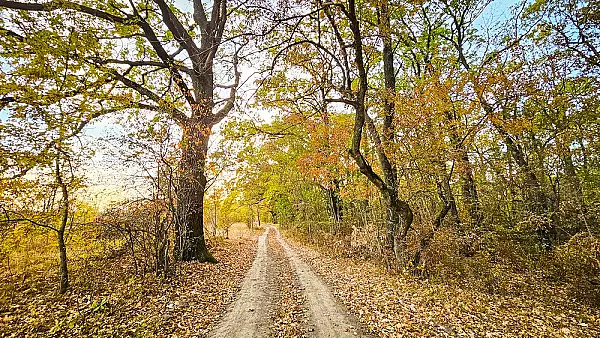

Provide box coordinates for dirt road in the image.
[209,225,369,338]
[209,227,273,338]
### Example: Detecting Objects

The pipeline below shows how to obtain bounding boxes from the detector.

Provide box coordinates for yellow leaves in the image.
[503,117,534,135]
[206,160,219,176]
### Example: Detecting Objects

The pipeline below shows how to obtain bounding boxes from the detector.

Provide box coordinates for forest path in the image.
[208,227,273,338]
[209,224,369,338]
[272,225,368,338]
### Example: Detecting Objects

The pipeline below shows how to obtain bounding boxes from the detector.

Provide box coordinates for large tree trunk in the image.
[175,119,215,262]
[377,0,413,264]
[382,192,413,264]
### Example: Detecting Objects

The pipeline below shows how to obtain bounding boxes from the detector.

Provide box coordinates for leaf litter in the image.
[284,236,600,338]
[0,236,258,337]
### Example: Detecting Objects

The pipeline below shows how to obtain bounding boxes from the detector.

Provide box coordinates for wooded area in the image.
[1,0,599,336]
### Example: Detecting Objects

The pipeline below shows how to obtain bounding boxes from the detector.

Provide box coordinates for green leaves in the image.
[90,298,110,313]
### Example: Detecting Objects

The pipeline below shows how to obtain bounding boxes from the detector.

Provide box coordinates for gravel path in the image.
[209,225,369,338]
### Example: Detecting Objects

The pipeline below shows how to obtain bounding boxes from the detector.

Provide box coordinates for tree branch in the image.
[107,67,188,123]
[153,0,202,67]
[99,58,194,75]
[0,208,59,232]
[0,0,129,24]
[205,51,241,126]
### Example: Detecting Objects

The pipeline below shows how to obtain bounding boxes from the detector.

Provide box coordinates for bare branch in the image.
[206,51,241,126]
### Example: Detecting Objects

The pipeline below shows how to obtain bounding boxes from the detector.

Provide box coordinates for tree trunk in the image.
[57,230,68,294]
[456,143,482,225]
[444,110,482,225]
[442,176,460,226]
[481,100,556,249]
[328,181,342,235]
[248,205,254,229]
[175,119,215,262]
[499,125,556,249]
[55,157,69,294]
[413,201,451,267]
[213,199,218,236]
[256,205,261,228]
[383,193,398,253]
[344,0,414,266]
[447,4,556,249]
[411,173,457,267]
[559,142,595,231]
[383,192,413,264]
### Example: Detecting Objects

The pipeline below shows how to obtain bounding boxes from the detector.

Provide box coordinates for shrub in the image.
[547,233,600,305]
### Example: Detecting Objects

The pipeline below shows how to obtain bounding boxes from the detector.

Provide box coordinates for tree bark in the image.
[412,198,451,267]
[256,205,261,228]
[446,111,482,226]
[379,1,414,262]
[382,191,413,264]
[344,0,413,265]
[57,229,68,294]
[412,168,458,267]
[175,118,215,262]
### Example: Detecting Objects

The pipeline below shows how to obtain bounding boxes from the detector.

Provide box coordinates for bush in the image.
[547,233,600,305]
[97,199,175,276]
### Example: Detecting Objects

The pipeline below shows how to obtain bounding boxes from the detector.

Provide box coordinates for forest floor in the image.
[284,231,600,338]
[0,223,260,337]
[3,224,599,337]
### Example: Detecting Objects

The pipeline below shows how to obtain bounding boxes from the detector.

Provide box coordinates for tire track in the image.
[209,227,272,338]
[272,225,369,338]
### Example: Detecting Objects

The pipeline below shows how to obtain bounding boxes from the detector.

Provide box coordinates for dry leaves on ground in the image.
[287,237,600,338]
[0,236,258,337]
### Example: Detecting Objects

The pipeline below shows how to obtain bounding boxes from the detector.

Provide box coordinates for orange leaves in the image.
[293,114,354,187]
